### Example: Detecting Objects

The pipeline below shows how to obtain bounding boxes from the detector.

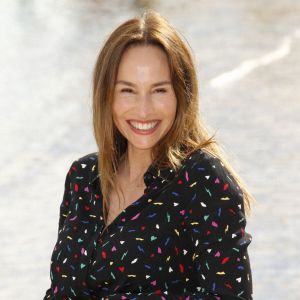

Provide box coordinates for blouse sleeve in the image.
[181,154,253,299]
[43,160,77,300]
[57,160,77,234]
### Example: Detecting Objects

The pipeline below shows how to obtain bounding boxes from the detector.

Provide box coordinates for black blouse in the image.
[43,149,253,299]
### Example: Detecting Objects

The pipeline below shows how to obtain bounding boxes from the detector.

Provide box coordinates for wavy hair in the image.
[92,9,254,229]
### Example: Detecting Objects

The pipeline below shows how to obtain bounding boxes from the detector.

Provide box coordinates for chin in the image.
[128,141,158,151]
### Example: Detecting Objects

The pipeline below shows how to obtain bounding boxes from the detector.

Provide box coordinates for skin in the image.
[112,44,177,186]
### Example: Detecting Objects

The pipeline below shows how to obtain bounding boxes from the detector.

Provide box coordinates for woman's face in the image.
[112,45,177,153]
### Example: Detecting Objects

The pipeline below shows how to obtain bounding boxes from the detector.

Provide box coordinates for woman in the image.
[44,9,253,300]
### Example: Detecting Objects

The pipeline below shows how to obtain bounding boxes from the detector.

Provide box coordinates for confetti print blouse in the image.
[44,149,253,300]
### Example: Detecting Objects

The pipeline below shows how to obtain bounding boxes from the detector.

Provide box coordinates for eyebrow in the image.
[115,80,172,87]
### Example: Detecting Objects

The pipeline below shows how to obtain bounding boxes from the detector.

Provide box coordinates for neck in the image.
[120,147,152,187]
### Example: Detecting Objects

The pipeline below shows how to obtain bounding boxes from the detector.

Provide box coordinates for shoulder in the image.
[182,148,241,192]
[74,151,98,165]
[66,152,99,185]
[181,148,244,211]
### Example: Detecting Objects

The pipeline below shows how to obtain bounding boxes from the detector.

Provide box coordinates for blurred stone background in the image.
[0,0,299,299]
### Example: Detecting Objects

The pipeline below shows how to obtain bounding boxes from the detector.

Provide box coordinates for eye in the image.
[154,88,167,93]
[120,88,134,93]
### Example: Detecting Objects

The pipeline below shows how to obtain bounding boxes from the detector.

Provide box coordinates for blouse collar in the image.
[88,161,176,187]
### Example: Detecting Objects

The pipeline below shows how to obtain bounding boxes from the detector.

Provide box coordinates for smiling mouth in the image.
[127,120,160,134]
[129,120,158,129]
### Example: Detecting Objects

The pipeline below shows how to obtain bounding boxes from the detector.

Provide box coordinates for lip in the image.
[126,120,160,135]
[127,119,160,124]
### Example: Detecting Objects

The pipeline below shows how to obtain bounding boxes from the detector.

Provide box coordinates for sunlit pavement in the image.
[0,1,299,299]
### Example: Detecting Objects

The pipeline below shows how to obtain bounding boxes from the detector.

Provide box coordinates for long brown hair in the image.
[92,9,254,229]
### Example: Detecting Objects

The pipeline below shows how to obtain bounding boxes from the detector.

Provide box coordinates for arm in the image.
[182,155,253,299]
[57,160,77,234]
[43,160,77,300]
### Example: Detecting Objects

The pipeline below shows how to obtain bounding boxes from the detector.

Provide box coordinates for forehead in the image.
[122,44,167,59]
[117,45,171,77]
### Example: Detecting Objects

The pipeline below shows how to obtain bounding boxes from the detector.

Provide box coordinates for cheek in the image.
[159,98,177,121]
[111,104,118,123]
[111,102,123,129]
[168,99,177,126]
[112,98,132,116]
[171,99,177,117]
[112,99,124,120]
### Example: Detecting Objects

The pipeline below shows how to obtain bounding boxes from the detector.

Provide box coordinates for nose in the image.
[135,93,153,118]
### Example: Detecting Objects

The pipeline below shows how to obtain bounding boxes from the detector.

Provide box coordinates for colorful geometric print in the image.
[43,149,253,299]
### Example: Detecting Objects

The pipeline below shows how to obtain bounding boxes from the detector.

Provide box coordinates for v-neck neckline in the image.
[89,153,195,237]
[99,187,148,237]
[98,170,177,237]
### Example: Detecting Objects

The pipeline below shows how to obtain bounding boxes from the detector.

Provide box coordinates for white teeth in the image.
[129,121,158,130]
